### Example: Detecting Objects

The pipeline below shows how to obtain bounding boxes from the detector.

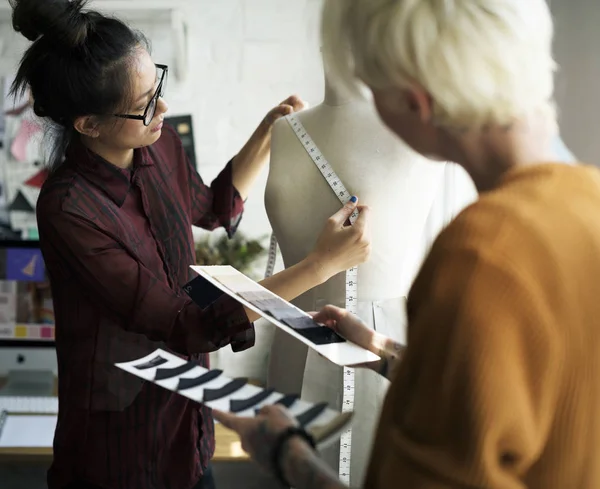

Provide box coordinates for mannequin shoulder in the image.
[270,115,308,165]
[271,115,296,142]
[271,104,327,142]
[268,108,328,179]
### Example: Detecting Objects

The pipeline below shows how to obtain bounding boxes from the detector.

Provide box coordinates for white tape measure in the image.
[265,113,358,484]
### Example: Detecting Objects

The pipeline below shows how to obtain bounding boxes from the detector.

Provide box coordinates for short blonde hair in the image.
[321,0,557,128]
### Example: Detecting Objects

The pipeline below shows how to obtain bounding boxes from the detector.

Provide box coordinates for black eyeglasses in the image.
[114,64,168,126]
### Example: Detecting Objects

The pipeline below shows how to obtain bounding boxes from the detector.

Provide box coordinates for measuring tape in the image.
[265,113,358,484]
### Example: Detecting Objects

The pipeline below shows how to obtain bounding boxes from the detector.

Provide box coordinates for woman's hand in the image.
[253,198,368,322]
[307,198,371,283]
[263,94,307,128]
[214,406,347,489]
[232,94,307,200]
[213,404,298,473]
[311,305,377,353]
[312,305,406,380]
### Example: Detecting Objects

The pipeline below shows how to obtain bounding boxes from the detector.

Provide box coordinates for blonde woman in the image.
[217,1,600,488]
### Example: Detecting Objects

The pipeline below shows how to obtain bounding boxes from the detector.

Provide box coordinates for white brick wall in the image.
[149,0,325,245]
[0,0,326,244]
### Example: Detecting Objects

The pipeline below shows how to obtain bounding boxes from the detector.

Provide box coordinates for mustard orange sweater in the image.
[366,163,600,489]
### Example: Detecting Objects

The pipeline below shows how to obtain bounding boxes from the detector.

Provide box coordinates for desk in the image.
[0,378,284,489]
[0,377,249,463]
[0,425,247,463]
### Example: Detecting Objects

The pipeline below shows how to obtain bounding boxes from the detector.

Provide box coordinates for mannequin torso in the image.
[266,92,444,304]
[265,74,447,484]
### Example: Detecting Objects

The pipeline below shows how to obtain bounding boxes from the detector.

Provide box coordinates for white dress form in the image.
[265,68,449,484]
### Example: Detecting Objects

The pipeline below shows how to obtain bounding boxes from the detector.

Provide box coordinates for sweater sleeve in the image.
[365,232,564,488]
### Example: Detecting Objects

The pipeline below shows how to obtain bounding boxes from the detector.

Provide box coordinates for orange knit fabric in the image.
[365,163,600,489]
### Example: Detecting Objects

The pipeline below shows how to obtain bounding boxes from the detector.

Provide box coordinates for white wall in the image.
[551,0,600,165]
[144,0,326,244]
[0,0,326,243]
[169,0,326,243]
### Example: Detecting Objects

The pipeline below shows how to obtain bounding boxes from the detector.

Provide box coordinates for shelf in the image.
[0,1,186,23]
[90,1,186,25]
[0,1,189,82]
[0,0,180,21]
[93,0,183,9]
[90,0,181,20]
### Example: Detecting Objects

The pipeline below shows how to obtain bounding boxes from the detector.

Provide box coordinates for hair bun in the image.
[11,0,90,47]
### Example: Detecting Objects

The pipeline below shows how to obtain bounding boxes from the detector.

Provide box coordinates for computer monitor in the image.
[0,240,56,396]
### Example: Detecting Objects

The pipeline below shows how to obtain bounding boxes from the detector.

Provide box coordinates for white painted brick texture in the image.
[1,0,325,242]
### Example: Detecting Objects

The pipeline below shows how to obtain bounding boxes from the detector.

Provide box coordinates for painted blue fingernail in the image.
[350,196,357,203]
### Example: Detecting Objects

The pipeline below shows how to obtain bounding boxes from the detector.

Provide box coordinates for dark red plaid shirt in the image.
[37,123,254,489]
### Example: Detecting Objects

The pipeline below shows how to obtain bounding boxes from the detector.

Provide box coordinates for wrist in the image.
[273,427,316,487]
[304,252,333,285]
[280,435,314,477]
[375,355,390,378]
[255,117,272,141]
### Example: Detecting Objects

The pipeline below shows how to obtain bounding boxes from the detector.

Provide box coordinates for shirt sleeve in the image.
[40,210,254,355]
[182,145,244,237]
[365,239,563,488]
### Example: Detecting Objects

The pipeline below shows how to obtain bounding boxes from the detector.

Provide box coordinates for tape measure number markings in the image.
[265,113,358,484]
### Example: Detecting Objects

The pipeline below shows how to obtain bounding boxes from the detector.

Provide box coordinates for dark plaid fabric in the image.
[38,124,254,489]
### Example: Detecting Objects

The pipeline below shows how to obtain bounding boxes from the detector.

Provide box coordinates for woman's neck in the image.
[81,136,134,169]
[445,113,557,193]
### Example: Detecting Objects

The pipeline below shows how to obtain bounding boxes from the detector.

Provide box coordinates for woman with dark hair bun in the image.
[9,1,372,488]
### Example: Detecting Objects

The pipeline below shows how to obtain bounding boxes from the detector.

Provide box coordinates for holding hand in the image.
[213,405,299,474]
[264,94,307,127]
[232,94,307,200]
[308,197,372,282]
[214,405,343,489]
[312,305,405,380]
[311,305,376,352]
